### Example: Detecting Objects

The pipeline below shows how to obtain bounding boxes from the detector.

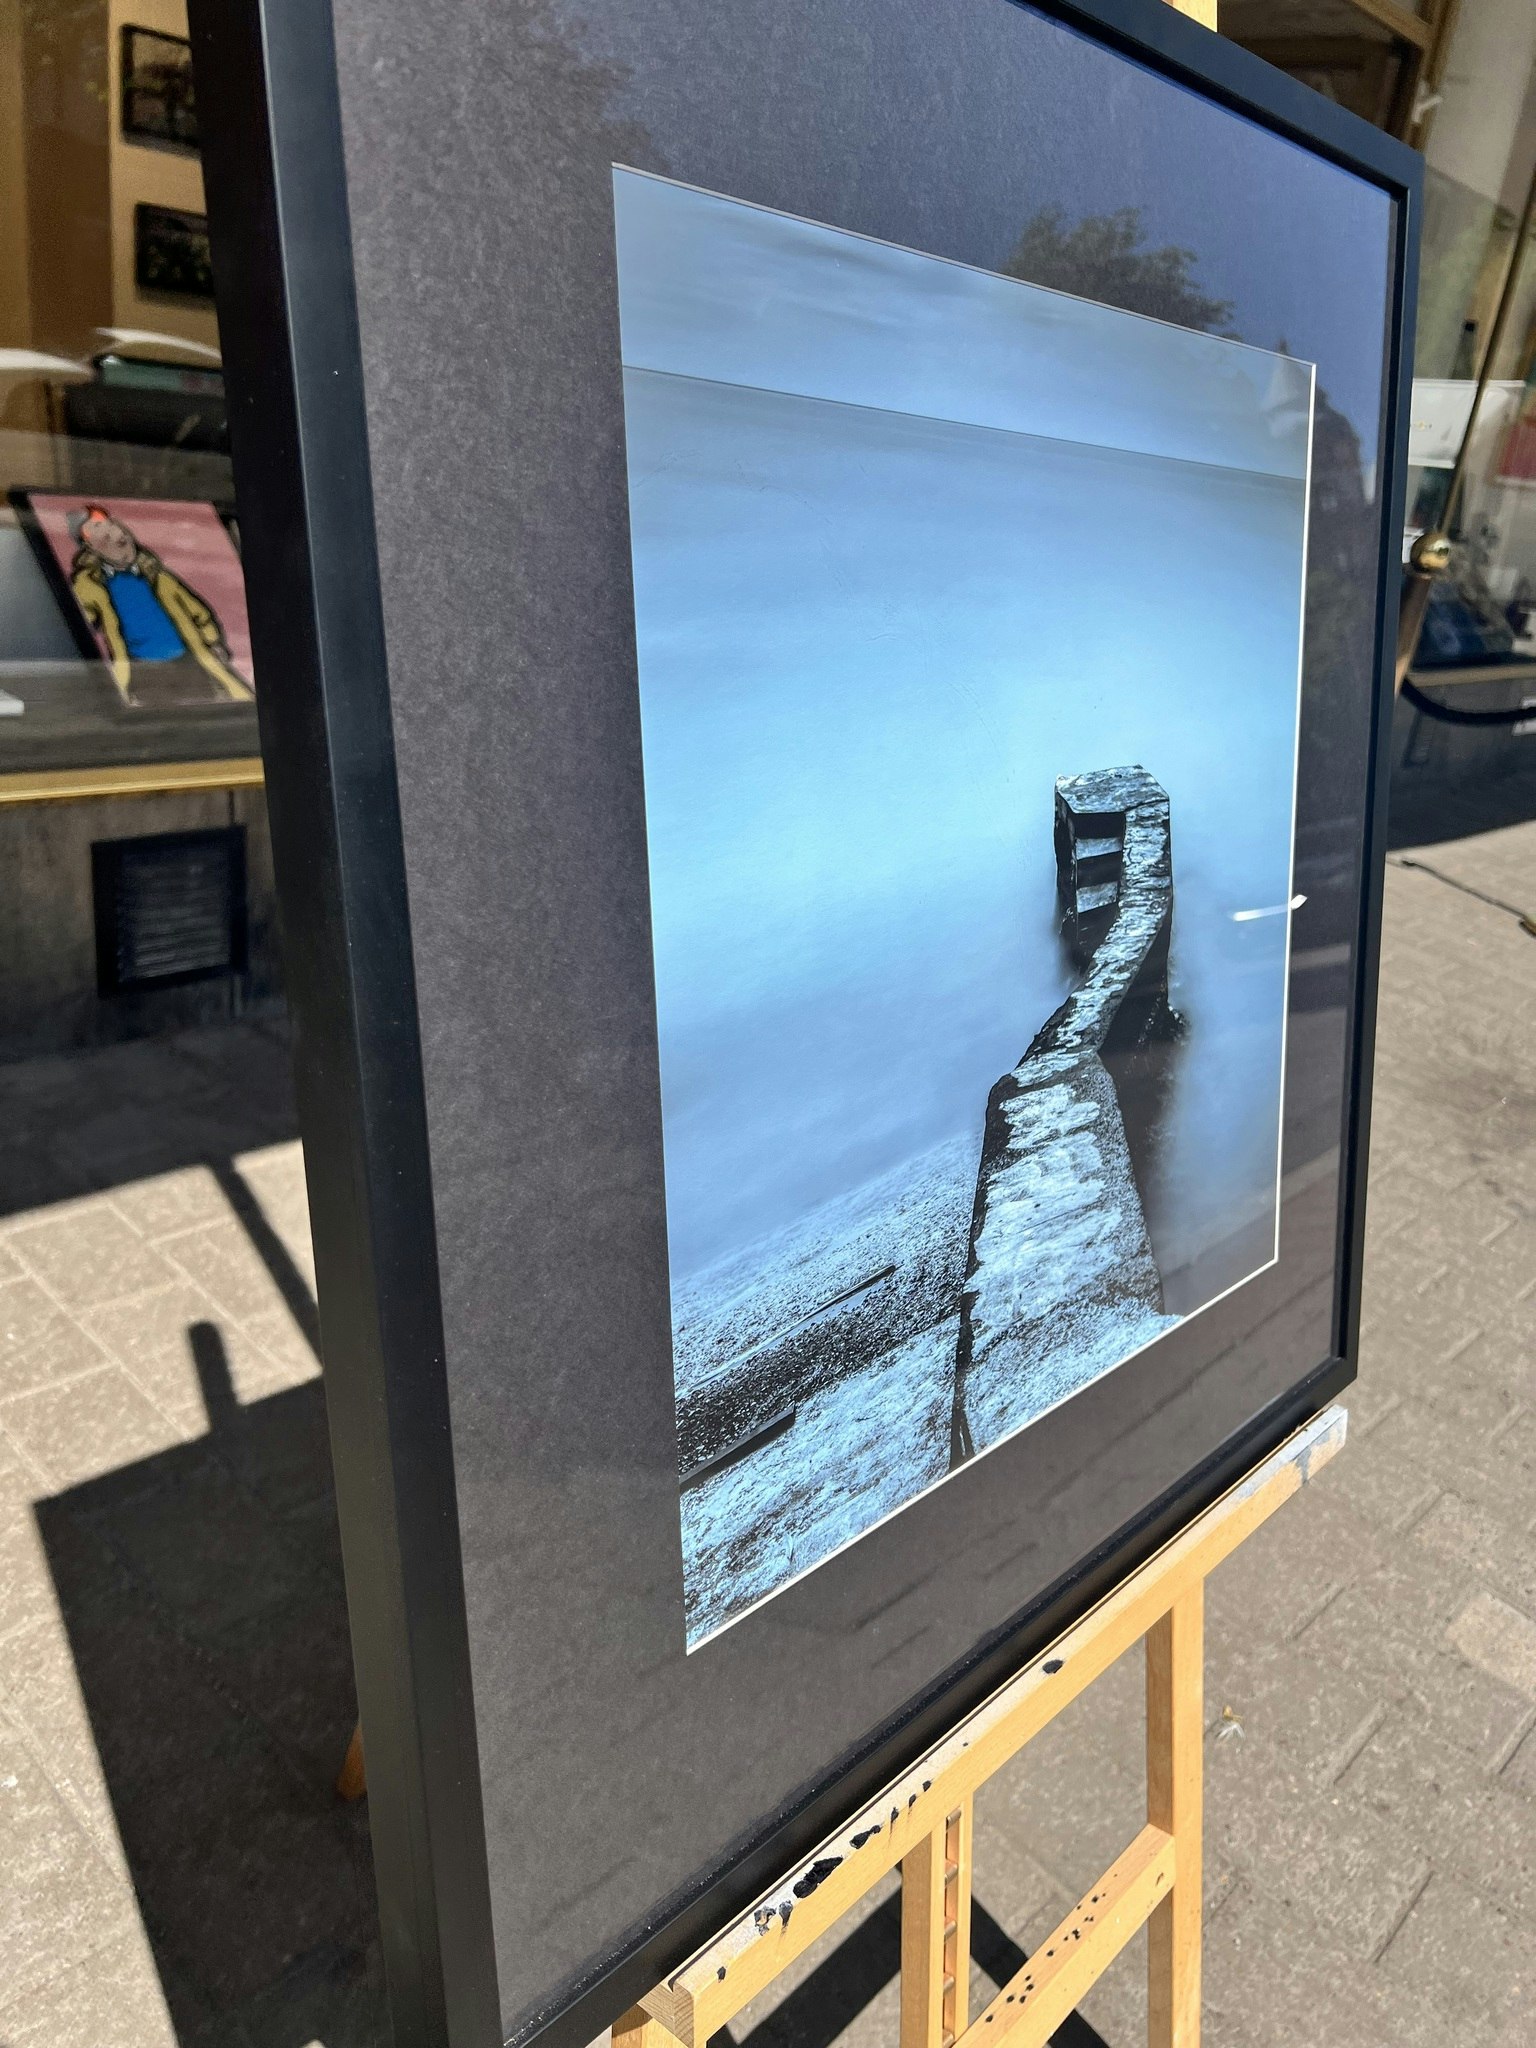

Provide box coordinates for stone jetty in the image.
[949,766,1177,1465]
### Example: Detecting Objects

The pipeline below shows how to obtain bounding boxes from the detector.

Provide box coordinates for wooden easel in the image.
[615,1405,1345,2048]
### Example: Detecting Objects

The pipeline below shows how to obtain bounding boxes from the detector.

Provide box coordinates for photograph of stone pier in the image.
[672,770,1182,1643]
[612,167,1313,1644]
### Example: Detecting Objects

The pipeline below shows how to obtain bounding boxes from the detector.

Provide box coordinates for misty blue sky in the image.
[614,172,1312,484]
[614,174,1311,1285]
[572,0,1393,456]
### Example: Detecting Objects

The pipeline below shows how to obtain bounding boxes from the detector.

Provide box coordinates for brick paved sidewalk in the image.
[2,814,1535,2047]
[978,816,1536,2048]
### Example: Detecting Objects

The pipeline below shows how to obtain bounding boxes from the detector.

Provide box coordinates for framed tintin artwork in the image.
[188,0,1419,2044]
[11,491,254,711]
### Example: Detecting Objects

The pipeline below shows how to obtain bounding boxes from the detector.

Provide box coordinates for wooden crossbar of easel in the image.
[617,1404,1345,2048]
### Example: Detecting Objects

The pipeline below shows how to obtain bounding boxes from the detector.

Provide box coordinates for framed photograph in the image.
[121,25,200,151]
[11,491,254,710]
[189,0,1419,2043]
[133,202,215,301]
[620,168,1314,1648]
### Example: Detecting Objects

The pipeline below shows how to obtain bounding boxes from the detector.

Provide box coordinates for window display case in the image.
[0,0,259,798]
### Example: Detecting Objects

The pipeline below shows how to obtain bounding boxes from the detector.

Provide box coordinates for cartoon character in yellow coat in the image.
[69,504,253,709]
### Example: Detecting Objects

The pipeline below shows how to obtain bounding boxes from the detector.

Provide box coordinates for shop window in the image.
[0,0,259,798]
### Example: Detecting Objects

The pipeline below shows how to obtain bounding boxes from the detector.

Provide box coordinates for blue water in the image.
[625,370,1305,1300]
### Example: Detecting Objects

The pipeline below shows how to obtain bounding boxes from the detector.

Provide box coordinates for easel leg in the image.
[900,1797,973,2048]
[1146,1585,1203,2048]
[614,2007,677,2048]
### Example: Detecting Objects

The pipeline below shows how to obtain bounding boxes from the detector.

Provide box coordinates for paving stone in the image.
[1503,1716,1536,1801]
[50,1103,234,1197]
[6,1202,180,1311]
[72,1446,315,1640]
[107,1165,232,1244]
[971,1791,1079,1934]
[1337,1374,1399,1438]
[0,1928,199,2048]
[1322,1419,1442,1535]
[1493,1408,1536,1486]
[232,1140,313,1243]
[243,1302,324,1383]
[989,1718,1147,1905]
[160,1215,301,1325]
[1364,1393,1529,1504]
[194,1590,357,1783]
[202,1379,338,1520]
[1378,1871,1535,2039]
[1202,1631,1399,1784]
[219,1939,386,2048]
[1391,1326,1534,1434]
[0,1276,113,1397]
[79,1281,289,1422]
[0,1609,129,1873]
[0,1729,140,2012]
[1203,1877,1450,2048]
[1447,1589,1536,1700]
[0,1470,130,1652]
[1292,1552,1534,1766]
[1,1274,78,1363]
[1205,1480,1386,1645]
[1338,1703,1536,1928]
[1205,1729,1435,1963]
[0,1367,186,1489]
[1414,1493,1536,1615]
[0,1486,67,1649]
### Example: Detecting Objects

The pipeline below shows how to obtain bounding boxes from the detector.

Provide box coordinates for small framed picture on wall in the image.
[121,26,200,152]
[133,203,215,301]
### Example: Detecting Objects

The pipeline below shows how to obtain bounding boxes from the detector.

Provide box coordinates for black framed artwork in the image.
[121,25,200,152]
[133,202,215,301]
[186,3,1419,2046]
[9,489,253,712]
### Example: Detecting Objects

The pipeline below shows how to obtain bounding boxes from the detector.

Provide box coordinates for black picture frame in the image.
[121,25,200,153]
[133,202,215,302]
[185,3,1421,2045]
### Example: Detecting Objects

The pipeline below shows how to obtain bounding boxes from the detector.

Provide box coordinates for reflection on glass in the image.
[1399,5,1536,691]
[0,0,256,780]
[1407,188,1536,682]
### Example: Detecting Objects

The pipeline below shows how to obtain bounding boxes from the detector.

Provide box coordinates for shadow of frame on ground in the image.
[30,1328,387,2048]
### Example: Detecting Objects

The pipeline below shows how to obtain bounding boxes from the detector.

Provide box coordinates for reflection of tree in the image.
[1295,381,1381,926]
[1003,206,1232,334]
[1303,384,1375,700]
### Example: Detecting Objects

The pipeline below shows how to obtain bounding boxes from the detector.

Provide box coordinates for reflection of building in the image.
[0,0,274,1059]
[1228,0,1536,791]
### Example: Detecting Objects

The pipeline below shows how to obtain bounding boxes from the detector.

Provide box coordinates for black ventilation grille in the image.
[92,827,248,995]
